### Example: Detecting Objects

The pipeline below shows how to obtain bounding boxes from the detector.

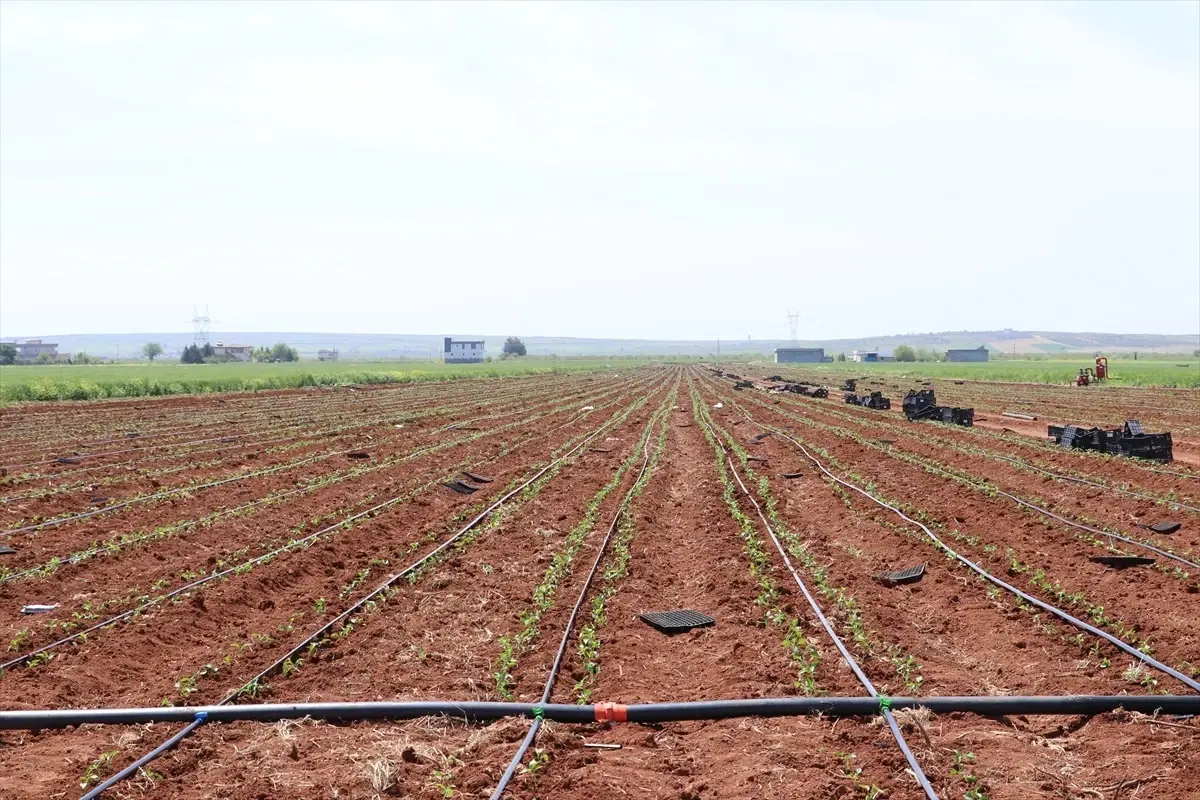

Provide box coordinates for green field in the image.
[735,358,1200,388]
[2,356,1196,404]
[0,358,655,404]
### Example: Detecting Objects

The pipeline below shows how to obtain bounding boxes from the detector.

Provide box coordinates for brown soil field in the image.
[0,366,1195,800]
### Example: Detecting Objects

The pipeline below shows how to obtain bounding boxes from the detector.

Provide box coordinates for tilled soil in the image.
[0,366,1196,800]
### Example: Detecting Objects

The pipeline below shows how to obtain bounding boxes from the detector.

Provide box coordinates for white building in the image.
[11,339,59,360]
[210,342,255,362]
[444,337,485,363]
[852,349,894,362]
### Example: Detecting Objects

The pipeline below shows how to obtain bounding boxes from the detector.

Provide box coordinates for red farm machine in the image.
[1075,356,1109,386]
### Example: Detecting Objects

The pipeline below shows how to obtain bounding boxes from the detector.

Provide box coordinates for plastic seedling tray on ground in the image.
[638,609,716,635]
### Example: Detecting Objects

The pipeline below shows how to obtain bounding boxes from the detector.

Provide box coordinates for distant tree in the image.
[503,337,527,357]
[142,342,164,362]
[836,352,847,362]
[181,344,204,364]
[0,343,16,364]
[201,342,215,359]
[893,345,916,362]
[253,346,273,362]
[36,352,53,364]
[271,343,299,362]
[74,351,99,364]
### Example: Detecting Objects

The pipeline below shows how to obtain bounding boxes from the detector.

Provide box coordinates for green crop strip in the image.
[0,382,641,586]
[570,395,674,703]
[694,388,924,695]
[2,392,652,672]
[731,397,1156,676]
[492,390,671,699]
[777,396,1198,528]
[748,394,1194,583]
[225,390,658,698]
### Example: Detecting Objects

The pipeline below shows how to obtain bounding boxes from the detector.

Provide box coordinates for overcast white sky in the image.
[1,1,1198,341]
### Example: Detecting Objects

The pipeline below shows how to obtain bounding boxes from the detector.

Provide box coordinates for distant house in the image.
[852,349,894,363]
[210,342,255,362]
[946,346,989,362]
[11,339,59,360]
[774,347,826,363]
[317,349,339,362]
[444,337,485,364]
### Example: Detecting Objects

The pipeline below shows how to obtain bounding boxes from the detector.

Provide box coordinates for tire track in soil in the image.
[0,385,651,711]
[717,385,1200,674]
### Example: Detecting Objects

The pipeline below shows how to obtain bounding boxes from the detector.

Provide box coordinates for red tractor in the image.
[1075,356,1109,386]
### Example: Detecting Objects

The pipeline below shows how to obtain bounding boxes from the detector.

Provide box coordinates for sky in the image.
[1,0,1198,342]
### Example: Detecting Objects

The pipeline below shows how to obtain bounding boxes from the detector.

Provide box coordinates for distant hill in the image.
[4,329,1197,360]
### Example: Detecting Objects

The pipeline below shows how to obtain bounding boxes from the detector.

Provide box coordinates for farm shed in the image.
[774,347,827,363]
[444,337,485,364]
[11,339,59,360]
[852,349,894,363]
[318,349,339,361]
[945,346,989,362]
[210,343,255,362]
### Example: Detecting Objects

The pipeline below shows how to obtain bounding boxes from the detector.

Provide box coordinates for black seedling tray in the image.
[1090,556,1155,569]
[639,609,716,635]
[0,545,17,555]
[1146,521,1180,535]
[779,472,804,479]
[461,472,493,484]
[443,481,479,495]
[877,563,925,586]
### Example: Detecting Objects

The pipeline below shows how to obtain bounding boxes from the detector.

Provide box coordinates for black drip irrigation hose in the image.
[995,490,1199,572]
[848,429,1200,572]
[765,395,1199,571]
[79,714,207,800]
[701,410,939,800]
[0,400,630,673]
[736,407,1200,694]
[0,384,641,586]
[988,453,1200,515]
[490,405,663,799]
[4,695,1197,731]
[0,447,359,537]
[64,398,645,799]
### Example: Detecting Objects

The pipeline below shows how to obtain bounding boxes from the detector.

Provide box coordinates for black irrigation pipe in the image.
[60,396,651,799]
[0,375,641,535]
[701,409,939,800]
[0,373,531,463]
[219,402,635,707]
[0,372,595,474]
[1,444,372,536]
[4,695,1197,731]
[736,407,1200,694]
[988,453,1200,514]
[78,714,208,800]
[0,383,645,586]
[0,398,633,673]
[996,491,1199,572]
[490,403,665,800]
[757,396,1200,573]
